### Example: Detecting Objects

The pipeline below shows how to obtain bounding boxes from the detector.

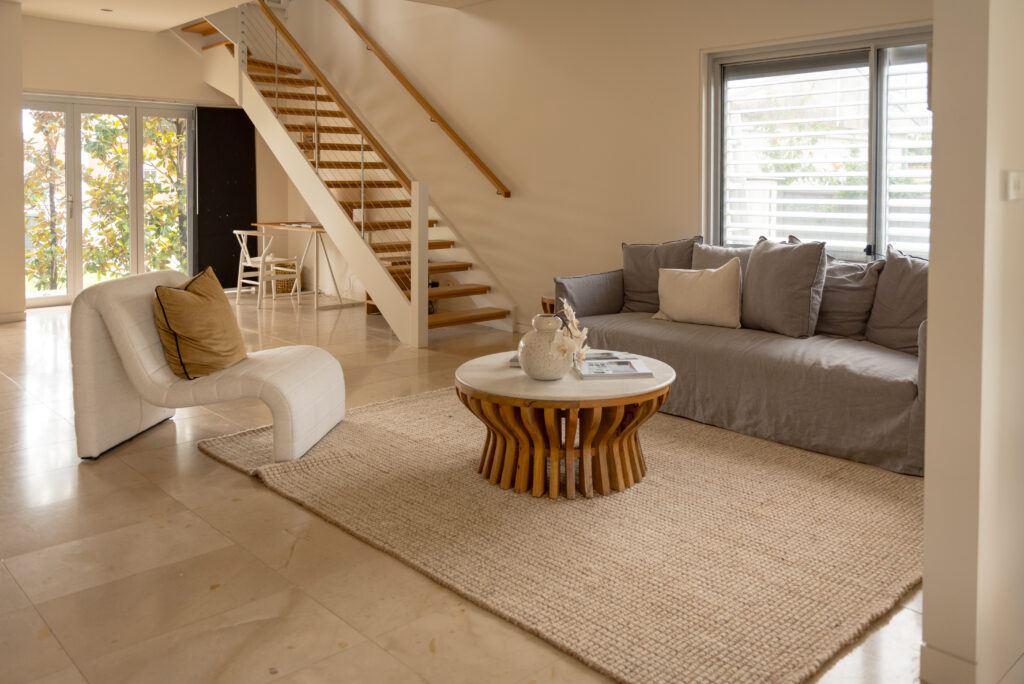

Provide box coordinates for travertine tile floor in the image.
[0,299,923,683]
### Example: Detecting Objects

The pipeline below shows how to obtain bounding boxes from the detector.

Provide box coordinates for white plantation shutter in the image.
[881,45,932,258]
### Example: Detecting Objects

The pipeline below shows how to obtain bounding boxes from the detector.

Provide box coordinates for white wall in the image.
[922,0,1024,681]
[21,15,234,105]
[0,0,24,322]
[286,0,933,327]
[975,0,1024,680]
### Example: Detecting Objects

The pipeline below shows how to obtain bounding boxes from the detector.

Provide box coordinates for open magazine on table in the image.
[509,350,651,379]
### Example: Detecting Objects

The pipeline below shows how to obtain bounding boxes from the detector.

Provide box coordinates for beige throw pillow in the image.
[153,267,248,380]
[652,258,742,329]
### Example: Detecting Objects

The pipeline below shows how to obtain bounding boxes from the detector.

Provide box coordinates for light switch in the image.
[1006,171,1024,201]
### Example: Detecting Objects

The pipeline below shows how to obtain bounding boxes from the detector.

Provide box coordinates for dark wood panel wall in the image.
[193,107,256,287]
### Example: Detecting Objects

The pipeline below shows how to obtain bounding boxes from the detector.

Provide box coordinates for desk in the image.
[252,222,341,310]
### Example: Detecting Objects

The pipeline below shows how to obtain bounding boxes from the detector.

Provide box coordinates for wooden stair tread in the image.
[299,142,370,151]
[388,260,471,276]
[340,199,410,209]
[428,307,509,329]
[260,90,329,102]
[371,239,454,253]
[286,124,358,134]
[247,58,302,75]
[181,20,219,36]
[355,219,439,231]
[203,39,232,51]
[325,179,402,188]
[368,283,491,303]
[272,107,347,118]
[316,161,387,170]
[251,74,319,87]
[422,283,491,300]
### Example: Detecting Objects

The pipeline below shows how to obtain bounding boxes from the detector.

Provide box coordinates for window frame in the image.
[703,27,933,259]
[22,93,197,307]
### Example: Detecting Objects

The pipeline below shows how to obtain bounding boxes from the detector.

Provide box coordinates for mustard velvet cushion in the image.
[652,258,743,329]
[152,267,247,380]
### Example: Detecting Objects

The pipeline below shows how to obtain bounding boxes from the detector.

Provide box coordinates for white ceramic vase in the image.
[518,314,574,381]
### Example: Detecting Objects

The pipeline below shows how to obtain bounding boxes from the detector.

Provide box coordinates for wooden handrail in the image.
[254,0,412,193]
[322,0,511,198]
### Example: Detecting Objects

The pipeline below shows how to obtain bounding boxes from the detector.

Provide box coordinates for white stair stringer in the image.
[236,73,419,346]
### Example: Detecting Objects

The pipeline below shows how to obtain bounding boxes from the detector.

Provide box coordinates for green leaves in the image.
[24,110,189,293]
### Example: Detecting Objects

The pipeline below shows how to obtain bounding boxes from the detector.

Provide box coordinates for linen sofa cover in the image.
[582,312,924,475]
[71,271,345,462]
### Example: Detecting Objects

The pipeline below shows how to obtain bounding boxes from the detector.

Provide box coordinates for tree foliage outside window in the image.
[23,110,67,293]
[23,109,189,294]
[143,116,188,273]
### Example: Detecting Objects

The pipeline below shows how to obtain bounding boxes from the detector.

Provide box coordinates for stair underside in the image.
[181,20,219,36]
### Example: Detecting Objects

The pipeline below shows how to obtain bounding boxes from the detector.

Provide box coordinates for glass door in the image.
[80,108,132,289]
[22,97,194,306]
[141,111,190,273]
[22,106,70,304]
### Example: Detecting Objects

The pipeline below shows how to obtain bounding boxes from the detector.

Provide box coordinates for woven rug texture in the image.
[198,388,923,684]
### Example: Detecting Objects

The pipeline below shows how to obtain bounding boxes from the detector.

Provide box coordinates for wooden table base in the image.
[454,384,669,499]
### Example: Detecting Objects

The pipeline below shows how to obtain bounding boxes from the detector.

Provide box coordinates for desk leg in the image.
[313,233,320,311]
[321,236,342,306]
[293,233,315,304]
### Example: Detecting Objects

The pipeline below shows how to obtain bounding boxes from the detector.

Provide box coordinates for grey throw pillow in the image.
[815,259,885,338]
[787,236,884,339]
[865,245,928,355]
[621,236,702,313]
[553,269,624,317]
[741,238,827,338]
[692,243,754,272]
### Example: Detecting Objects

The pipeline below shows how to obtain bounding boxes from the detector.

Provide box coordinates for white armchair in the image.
[70,271,345,461]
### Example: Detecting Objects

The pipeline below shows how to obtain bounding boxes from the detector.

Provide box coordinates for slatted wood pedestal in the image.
[455,386,669,498]
[454,351,675,499]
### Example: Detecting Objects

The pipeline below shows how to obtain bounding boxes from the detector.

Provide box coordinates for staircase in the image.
[179,3,511,345]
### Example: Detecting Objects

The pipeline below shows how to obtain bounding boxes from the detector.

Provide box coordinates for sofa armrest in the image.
[554,269,624,317]
[917,319,927,398]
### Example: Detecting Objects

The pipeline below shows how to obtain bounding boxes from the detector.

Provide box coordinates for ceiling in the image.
[18,0,247,32]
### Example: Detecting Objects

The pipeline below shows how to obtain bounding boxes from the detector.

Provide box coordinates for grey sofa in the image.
[554,268,925,476]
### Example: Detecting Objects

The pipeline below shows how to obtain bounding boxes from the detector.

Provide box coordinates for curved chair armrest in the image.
[553,269,624,317]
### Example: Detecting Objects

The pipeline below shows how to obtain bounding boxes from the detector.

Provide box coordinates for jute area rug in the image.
[198,388,923,684]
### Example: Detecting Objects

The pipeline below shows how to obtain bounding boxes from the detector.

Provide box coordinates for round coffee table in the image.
[454,351,675,499]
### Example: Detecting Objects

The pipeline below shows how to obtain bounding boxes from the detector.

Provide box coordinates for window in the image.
[23,96,194,305]
[708,33,932,260]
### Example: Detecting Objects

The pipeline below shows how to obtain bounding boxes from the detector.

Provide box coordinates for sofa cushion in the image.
[787,235,884,339]
[741,238,827,338]
[692,243,754,272]
[621,237,702,313]
[554,269,624,317]
[152,267,247,379]
[582,311,921,474]
[652,258,742,328]
[866,245,928,355]
[817,259,885,338]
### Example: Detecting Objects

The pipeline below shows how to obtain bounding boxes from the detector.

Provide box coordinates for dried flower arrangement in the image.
[556,297,590,369]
